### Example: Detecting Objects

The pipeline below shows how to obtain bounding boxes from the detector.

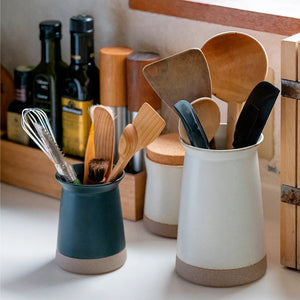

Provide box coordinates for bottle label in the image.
[15,88,27,103]
[33,75,53,118]
[62,97,93,157]
[7,112,30,145]
[35,77,50,101]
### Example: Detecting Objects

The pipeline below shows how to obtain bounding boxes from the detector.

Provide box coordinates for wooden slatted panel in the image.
[280,34,300,269]
[281,97,297,187]
[281,34,300,187]
[298,206,300,269]
[280,202,297,268]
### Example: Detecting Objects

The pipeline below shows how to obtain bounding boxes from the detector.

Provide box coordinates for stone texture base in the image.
[176,255,267,287]
[143,215,178,238]
[55,248,127,275]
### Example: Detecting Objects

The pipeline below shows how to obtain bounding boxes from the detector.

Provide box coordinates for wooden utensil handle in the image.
[83,123,95,184]
[107,158,129,182]
[226,102,243,149]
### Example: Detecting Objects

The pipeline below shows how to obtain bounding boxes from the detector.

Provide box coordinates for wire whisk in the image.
[21,108,81,185]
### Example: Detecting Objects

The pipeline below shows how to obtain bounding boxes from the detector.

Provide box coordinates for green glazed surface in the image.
[56,164,125,259]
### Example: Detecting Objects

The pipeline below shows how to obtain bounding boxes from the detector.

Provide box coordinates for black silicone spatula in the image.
[233,81,280,148]
[174,100,209,149]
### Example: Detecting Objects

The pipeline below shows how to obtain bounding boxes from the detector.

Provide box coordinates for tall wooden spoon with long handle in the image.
[108,103,166,182]
[201,32,268,149]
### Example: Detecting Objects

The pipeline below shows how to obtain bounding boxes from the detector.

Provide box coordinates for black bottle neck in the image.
[41,38,56,63]
[70,32,94,65]
[55,38,63,62]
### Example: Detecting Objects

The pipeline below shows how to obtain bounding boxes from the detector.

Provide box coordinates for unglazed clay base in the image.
[176,255,267,287]
[143,215,178,238]
[55,248,127,275]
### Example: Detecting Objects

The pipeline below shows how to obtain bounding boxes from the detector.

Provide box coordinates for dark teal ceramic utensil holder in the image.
[55,163,126,274]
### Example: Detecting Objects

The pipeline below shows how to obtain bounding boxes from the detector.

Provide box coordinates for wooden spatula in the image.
[93,106,115,182]
[108,103,166,182]
[143,48,211,132]
[83,105,101,184]
[83,122,95,184]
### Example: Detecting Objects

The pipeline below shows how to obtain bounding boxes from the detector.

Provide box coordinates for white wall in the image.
[1,0,286,176]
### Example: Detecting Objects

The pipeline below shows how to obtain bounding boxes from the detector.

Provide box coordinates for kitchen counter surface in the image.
[1,180,300,300]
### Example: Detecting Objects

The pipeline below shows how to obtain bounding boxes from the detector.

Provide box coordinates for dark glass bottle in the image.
[32,20,68,147]
[7,66,33,145]
[61,15,100,158]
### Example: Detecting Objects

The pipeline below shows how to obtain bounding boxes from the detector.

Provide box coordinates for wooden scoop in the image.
[93,106,115,182]
[178,97,220,145]
[143,48,211,132]
[201,32,268,148]
[108,103,166,182]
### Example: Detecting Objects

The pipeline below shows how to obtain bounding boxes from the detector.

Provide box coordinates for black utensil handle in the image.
[174,100,209,149]
[233,81,280,148]
[233,103,260,148]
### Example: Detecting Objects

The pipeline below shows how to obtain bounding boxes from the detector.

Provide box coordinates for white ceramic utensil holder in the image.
[176,124,266,287]
[144,156,183,237]
[143,133,185,238]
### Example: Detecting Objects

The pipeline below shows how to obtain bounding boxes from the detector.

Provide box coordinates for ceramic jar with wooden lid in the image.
[143,133,185,238]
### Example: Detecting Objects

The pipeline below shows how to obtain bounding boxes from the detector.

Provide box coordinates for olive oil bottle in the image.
[61,15,99,158]
[7,66,33,145]
[32,20,68,147]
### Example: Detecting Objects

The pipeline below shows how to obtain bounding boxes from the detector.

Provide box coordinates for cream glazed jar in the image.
[176,124,266,287]
[143,133,185,238]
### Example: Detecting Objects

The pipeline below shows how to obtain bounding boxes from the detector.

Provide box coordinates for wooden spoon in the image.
[178,97,220,145]
[201,32,268,148]
[108,103,166,182]
[93,106,115,182]
[143,48,211,132]
[107,124,138,182]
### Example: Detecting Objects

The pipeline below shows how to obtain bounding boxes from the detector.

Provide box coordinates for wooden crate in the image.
[0,138,146,221]
[280,33,300,270]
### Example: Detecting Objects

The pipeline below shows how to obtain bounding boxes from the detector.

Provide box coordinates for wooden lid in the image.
[100,46,133,56]
[126,52,161,111]
[146,133,185,165]
[100,46,133,107]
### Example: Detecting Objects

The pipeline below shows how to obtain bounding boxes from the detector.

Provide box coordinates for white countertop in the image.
[1,180,300,300]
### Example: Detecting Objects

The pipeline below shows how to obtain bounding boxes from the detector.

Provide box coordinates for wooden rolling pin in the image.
[126,51,161,173]
[100,46,133,163]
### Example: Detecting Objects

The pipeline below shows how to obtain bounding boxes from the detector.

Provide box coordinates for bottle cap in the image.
[39,20,62,40]
[70,15,94,33]
[14,66,33,88]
